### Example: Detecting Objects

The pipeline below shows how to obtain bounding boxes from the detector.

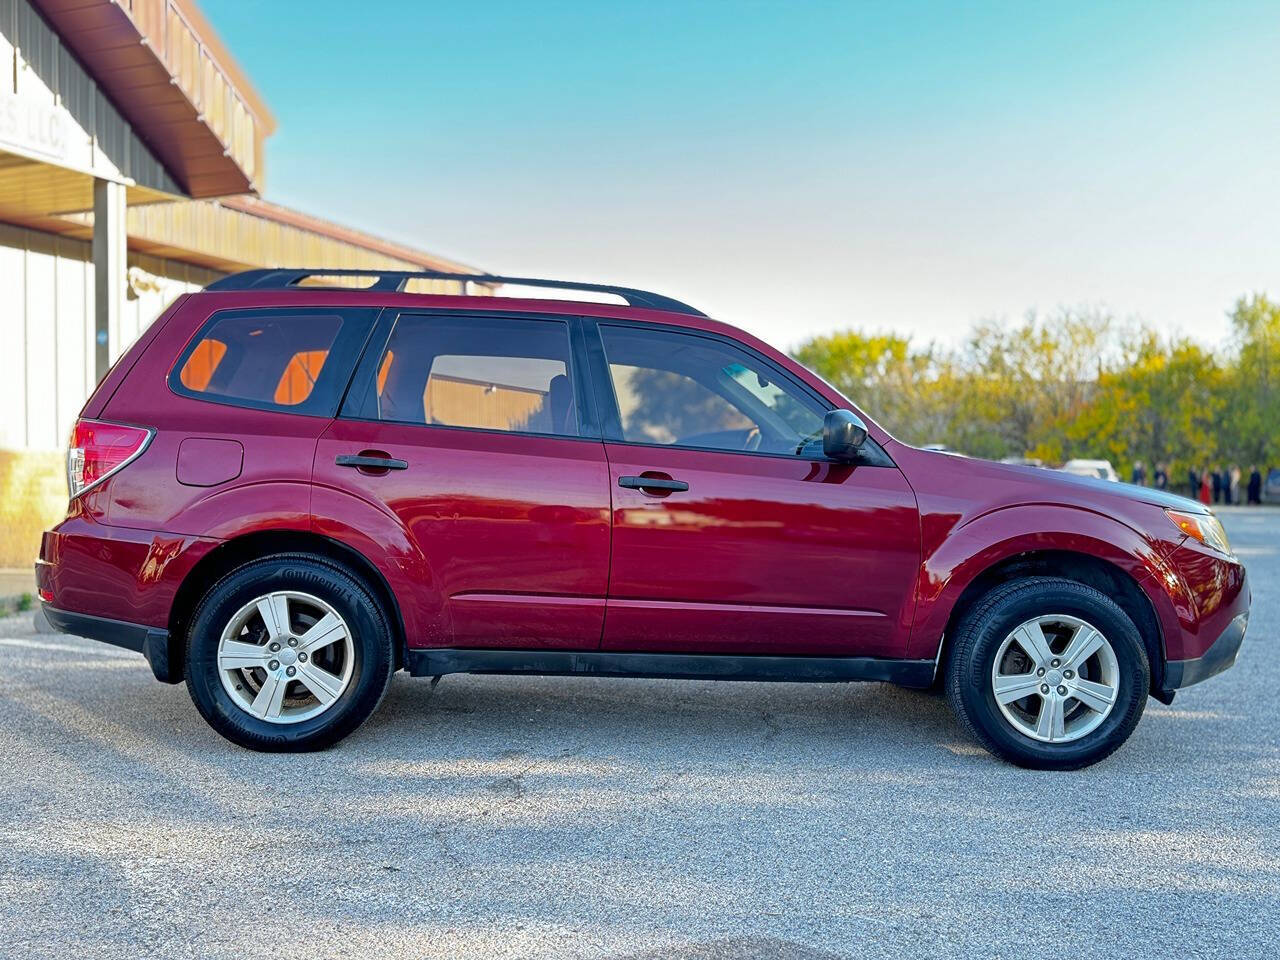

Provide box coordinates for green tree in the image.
[791,331,945,442]
[1054,335,1221,483]
[955,308,1121,459]
[791,296,1271,480]
[1224,294,1280,464]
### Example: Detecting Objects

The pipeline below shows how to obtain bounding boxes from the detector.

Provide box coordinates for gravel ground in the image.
[1,507,1277,959]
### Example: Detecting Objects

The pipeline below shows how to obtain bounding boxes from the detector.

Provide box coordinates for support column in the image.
[92,178,127,382]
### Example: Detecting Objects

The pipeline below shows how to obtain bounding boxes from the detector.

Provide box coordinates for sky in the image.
[203,0,1280,350]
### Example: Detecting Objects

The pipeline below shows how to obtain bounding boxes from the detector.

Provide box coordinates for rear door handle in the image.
[618,475,689,492]
[336,454,408,471]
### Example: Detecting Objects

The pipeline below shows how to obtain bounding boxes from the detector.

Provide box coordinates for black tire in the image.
[945,577,1149,770]
[185,553,395,751]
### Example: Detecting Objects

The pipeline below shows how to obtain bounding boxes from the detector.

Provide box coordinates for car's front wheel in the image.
[185,554,395,751]
[945,576,1150,769]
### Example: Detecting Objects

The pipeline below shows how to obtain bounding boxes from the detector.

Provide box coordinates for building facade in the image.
[0,0,486,568]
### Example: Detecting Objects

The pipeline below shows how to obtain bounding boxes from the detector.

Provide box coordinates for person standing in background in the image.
[1212,467,1223,503]
[1229,464,1242,505]
[1200,467,1213,505]
[1131,460,1147,486]
[1248,466,1263,504]
[1154,463,1168,490]
[1189,466,1200,498]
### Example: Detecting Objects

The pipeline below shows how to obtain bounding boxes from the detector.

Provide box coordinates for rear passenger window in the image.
[349,314,579,437]
[171,308,377,416]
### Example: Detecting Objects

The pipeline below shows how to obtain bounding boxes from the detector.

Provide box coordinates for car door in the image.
[313,310,610,649]
[589,321,920,658]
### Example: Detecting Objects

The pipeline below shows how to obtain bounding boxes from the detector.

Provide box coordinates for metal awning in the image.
[0,148,173,220]
[30,0,273,198]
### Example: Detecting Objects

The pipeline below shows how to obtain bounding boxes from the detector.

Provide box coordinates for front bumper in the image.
[1162,611,1248,693]
[41,604,179,683]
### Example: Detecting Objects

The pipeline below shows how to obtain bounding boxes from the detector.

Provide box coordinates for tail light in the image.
[66,419,154,499]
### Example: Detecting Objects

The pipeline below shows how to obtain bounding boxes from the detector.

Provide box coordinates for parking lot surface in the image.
[1,507,1277,959]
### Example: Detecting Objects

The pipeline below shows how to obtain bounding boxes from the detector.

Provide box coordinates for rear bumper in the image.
[1163,610,1248,693]
[36,514,217,684]
[37,516,217,625]
[40,604,179,683]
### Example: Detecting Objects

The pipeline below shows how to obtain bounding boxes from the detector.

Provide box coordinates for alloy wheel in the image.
[216,591,354,724]
[990,614,1120,743]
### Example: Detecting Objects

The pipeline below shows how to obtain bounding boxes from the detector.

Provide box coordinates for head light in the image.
[1166,509,1232,556]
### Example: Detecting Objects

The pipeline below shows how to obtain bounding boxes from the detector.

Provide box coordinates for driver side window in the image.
[598,325,828,457]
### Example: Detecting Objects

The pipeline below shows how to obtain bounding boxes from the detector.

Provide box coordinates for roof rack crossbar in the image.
[204,268,705,316]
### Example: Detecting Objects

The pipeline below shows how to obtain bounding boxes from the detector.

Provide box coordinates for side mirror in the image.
[823,409,868,461]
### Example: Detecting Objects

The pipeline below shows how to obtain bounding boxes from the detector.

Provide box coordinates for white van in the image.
[1060,459,1120,482]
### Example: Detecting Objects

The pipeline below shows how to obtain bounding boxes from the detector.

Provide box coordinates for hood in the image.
[1002,460,1207,512]
[894,444,1210,517]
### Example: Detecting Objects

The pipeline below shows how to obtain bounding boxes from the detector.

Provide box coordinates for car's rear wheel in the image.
[945,577,1149,769]
[185,554,394,751]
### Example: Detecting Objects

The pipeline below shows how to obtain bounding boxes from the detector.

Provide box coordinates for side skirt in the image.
[404,648,935,687]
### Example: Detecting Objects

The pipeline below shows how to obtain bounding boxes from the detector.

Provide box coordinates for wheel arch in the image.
[908,503,1184,699]
[936,549,1167,698]
[166,529,407,681]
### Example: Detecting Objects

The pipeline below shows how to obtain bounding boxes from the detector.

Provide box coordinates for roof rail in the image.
[204,268,706,317]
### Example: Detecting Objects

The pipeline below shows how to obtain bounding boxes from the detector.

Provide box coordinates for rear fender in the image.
[135,480,442,647]
[309,484,446,646]
[154,480,314,541]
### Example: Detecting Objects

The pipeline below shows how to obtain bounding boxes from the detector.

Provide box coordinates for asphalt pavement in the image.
[1,507,1277,959]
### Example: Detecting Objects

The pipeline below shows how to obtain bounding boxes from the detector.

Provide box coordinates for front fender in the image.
[906,504,1187,661]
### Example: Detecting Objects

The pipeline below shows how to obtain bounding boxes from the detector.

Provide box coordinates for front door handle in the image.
[336,453,408,471]
[618,475,689,492]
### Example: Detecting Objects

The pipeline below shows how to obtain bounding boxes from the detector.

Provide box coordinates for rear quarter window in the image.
[170,307,378,416]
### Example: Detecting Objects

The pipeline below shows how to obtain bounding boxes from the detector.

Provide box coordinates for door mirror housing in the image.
[823,409,868,461]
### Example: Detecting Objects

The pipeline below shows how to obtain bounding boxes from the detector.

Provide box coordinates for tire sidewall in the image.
[954,581,1149,768]
[186,557,392,750]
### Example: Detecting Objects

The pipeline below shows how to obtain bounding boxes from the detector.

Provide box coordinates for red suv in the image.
[37,269,1249,768]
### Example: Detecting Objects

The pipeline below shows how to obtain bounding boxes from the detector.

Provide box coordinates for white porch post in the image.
[92,178,127,382]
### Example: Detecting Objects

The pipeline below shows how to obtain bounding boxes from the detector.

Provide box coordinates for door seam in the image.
[599,441,616,650]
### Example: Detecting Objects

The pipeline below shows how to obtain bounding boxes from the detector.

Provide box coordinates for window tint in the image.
[361,315,578,436]
[599,325,828,456]
[170,308,376,415]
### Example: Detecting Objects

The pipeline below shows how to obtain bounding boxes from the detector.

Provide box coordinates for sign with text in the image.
[0,93,68,161]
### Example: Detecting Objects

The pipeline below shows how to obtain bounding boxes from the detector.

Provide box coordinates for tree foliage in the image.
[1224,293,1280,464]
[791,299,1278,488]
